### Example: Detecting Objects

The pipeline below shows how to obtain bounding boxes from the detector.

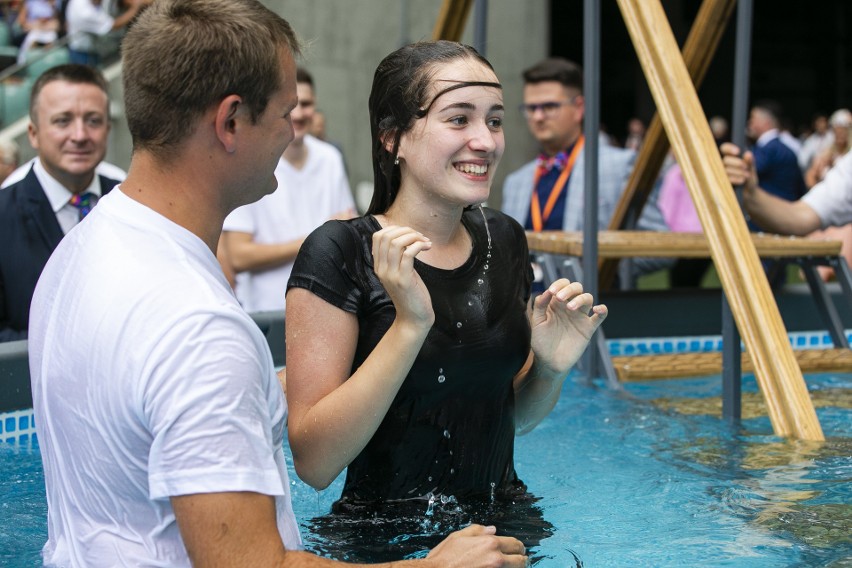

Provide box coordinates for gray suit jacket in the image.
[500,144,671,284]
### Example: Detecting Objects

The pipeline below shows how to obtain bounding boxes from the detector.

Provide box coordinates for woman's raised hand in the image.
[529,278,607,375]
[371,225,435,329]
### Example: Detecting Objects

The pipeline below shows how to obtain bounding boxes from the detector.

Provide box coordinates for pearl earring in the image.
[394,156,400,165]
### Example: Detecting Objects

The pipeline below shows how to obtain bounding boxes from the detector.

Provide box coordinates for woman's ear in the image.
[380,130,398,157]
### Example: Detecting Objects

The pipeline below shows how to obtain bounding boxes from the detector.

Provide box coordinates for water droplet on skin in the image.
[456,322,462,328]
[477,278,484,285]
[428,476,433,482]
[438,375,446,383]
[484,264,489,270]
[467,300,473,306]
[450,468,455,474]
[443,430,451,439]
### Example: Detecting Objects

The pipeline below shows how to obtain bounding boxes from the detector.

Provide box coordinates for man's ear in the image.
[214,95,243,154]
[27,121,39,151]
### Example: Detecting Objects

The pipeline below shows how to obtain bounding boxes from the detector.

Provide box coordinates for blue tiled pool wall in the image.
[1,408,36,445]
[607,329,852,357]
[3,328,851,445]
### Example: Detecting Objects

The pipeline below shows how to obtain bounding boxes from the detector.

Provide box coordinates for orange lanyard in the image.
[529,135,585,232]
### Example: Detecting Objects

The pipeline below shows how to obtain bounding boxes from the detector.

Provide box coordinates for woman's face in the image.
[395,57,504,208]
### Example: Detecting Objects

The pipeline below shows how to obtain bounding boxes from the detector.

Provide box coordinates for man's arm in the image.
[222,231,304,273]
[721,142,822,236]
[172,492,527,567]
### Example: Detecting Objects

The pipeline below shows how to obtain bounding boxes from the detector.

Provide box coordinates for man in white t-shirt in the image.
[223,66,355,312]
[28,1,526,566]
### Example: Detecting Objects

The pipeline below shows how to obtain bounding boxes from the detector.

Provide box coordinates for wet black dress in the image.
[287,207,533,504]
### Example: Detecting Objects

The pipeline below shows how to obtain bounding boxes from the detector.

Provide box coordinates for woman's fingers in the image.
[372,225,431,278]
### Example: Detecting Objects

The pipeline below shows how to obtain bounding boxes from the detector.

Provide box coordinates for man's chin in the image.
[62,160,98,175]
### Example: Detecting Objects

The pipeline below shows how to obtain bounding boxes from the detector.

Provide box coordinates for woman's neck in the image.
[379,193,473,269]
[382,193,465,244]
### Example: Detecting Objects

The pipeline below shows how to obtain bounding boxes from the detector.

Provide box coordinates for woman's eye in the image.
[449,116,468,126]
[487,117,503,129]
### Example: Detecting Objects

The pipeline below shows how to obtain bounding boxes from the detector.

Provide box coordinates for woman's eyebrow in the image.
[436,101,505,113]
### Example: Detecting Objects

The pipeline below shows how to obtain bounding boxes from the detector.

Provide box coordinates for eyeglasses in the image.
[519,99,577,118]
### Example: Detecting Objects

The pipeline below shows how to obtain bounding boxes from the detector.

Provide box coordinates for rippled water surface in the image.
[2,372,850,567]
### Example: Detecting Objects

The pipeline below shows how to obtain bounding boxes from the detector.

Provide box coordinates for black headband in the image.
[416,80,503,118]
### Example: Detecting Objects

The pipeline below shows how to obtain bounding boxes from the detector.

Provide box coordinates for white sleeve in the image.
[223,203,257,233]
[801,151,852,228]
[144,310,285,500]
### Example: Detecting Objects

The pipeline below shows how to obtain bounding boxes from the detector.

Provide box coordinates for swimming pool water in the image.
[2,372,850,567]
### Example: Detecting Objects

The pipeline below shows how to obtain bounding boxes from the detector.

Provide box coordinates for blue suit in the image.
[0,168,119,341]
[501,144,671,280]
[751,136,807,231]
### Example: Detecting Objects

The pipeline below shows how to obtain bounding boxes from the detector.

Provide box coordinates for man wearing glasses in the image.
[501,57,669,288]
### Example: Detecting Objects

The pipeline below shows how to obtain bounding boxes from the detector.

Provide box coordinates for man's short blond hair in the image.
[122,0,300,159]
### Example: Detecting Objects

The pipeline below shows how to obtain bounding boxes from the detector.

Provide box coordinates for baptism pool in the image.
[2,369,851,566]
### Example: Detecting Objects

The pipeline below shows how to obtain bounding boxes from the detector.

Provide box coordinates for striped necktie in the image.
[68,192,96,220]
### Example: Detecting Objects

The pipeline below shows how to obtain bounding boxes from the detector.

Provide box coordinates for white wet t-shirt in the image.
[29,188,301,567]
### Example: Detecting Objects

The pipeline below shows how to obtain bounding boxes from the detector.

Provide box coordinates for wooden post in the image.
[432,0,473,42]
[616,0,823,440]
[600,0,735,289]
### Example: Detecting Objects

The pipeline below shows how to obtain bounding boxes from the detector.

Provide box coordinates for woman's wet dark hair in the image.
[367,40,496,214]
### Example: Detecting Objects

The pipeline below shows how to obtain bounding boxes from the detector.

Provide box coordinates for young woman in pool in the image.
[285,40,606,509]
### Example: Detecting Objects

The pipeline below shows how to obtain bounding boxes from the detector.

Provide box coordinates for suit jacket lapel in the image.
[20,168,64,251]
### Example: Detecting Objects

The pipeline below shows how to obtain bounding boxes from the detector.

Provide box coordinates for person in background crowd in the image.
[64,0,149,66]
[501,56,670,289]
[222,66,355,312]
[623,117,645,151]
[0,138,20,183]
[0,64,119,342]
[798,112,833,173]
[745,100,807,230]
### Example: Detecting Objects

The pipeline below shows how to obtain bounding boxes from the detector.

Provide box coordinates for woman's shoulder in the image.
[306,215,376,243]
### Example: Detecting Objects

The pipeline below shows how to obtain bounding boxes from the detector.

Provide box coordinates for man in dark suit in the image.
[747,100,807,232]
[0,64,121,342]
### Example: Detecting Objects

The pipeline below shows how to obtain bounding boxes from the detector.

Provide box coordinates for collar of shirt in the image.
[34,158,103,214]
[755,128,779,148]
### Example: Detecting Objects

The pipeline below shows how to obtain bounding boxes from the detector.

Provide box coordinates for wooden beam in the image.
[526,230,843,259]
[600,0,735,289]
[614,349,852,382]
[432,0,474,42]
[616,0,823,440]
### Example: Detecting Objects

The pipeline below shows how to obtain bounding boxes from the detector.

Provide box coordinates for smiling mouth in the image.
[455,163,488,175]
